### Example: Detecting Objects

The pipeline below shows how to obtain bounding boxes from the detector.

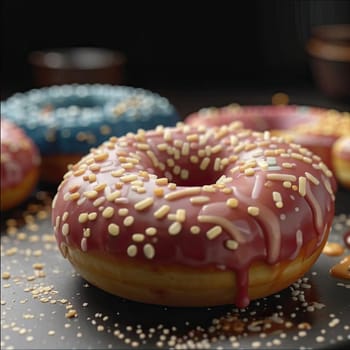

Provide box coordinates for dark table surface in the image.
[1,84,349,350]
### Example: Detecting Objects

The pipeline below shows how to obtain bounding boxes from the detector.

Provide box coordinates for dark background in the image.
[1,0,350,114]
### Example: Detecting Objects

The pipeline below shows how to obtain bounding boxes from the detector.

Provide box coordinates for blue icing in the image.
[1,84,181,156]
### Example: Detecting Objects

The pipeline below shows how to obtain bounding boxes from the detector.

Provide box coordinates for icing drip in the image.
[197,215,245,244]
[233,186,281,264]
[235,269,250,308]
[251,173,265,199]
[305,182,324,238]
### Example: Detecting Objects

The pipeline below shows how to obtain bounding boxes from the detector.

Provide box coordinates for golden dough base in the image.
[332,156,350,189]
[63,234,329,307]
[1,168,39,211]
[332,137,350,190]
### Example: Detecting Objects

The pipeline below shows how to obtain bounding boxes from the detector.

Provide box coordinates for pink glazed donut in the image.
[1,118,41,211]
[332,135,350,189]
[52,122,336,308]
[186,104,350,188]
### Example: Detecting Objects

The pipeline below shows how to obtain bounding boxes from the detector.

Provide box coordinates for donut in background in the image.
[185,104,350,189]
[1,118,41,211]
[1,84,181,184]
[332,135,350,189]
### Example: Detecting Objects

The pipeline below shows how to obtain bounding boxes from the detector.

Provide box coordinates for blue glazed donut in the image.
[1,84,181,183]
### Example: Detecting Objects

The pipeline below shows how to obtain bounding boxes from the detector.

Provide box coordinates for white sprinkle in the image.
[190,196,210,204]
[78,213,88,223]
[102,207,114,218]
[154,205,171,219]
[200,157,210,170]
[247,206,259,216]
[328,318,340,328]
[62,223,69,236]
[123,216,135,226]
[143,244,155,259]
[127,245,137,257]
[145,227,157,236]
[298,176,306,197]
[315,335,325,343]
[267,173,297,182]
[190,226,201,234]
[206,225,223,240]
[164,187,201,201]
[225,240,238,250]
[132,233,145,242]
[108,223,120,236]
[134,197,154,211]
[83,228,91,237]
[305,171,320,185]
[168,222,182,235]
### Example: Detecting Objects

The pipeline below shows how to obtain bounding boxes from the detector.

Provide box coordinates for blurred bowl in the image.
[306,24,350,100]
[29,47,126,86]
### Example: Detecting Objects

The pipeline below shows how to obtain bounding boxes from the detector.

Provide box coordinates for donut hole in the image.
[187,106,321,133]
[239,107,318,132]
[39,95,106,114]
[256,115,304,131]
[147,160,226,187]
[163,169,225,187]
[139,126,236,187]
[150,153,230,187]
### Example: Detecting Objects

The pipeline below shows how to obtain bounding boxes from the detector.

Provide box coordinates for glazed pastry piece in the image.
[1,84,181,183]
[1,118,41,211]
[52,122,336,308]
[185,104,350,186]
[332,136,350,189]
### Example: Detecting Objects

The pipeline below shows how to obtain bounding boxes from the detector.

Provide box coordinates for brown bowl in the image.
[29,47,126,87]
[306,24,350,100]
